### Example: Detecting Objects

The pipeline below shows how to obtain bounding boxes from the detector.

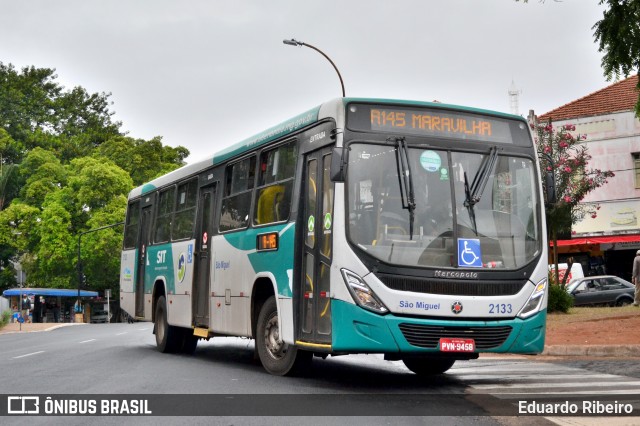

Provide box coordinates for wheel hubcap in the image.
[264,314,284,359]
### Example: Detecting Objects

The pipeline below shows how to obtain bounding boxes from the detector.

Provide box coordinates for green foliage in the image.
[96,136,188,186]
[68,157,133,209]
[593,0,640,118]
[0,310,11,328]
[547,282,574,313]
[0,128,24,165]
[0,62,190,292]
[0,267,18,294]
[0,62,121,147]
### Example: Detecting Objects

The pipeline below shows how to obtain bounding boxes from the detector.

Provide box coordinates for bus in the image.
[119,98,548,376]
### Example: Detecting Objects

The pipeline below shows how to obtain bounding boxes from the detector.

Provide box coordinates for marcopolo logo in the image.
[8,396,40,414]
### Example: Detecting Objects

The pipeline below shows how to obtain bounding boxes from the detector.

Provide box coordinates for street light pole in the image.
[76,221,125,321]
[283,38,345,97]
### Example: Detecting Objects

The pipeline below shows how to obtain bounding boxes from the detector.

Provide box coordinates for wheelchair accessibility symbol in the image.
[458,238,482,268]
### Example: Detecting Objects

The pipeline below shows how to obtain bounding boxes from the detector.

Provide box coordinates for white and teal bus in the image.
[120,98,548,376]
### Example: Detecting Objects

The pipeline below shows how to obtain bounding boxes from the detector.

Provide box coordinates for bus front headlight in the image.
[517,278,547,319]
[341,269,388,314]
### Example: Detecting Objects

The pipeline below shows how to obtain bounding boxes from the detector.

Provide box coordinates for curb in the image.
[544,344,640,357]
[0,323,83,335]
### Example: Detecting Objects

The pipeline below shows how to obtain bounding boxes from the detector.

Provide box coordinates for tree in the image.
[533,121,615,287]
[96,136,189,186]
[0,61,190,293]
[593,0,640,117]
[0,202,40,293]
[0,63,122,147]
[18,147,67,208]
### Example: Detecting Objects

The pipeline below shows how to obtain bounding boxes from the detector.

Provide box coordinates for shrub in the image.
[548,283,574,313]
[0,310,11,328]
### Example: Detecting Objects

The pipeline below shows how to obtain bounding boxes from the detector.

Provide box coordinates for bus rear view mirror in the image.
[545,171,556,205]
[330,147,346,182]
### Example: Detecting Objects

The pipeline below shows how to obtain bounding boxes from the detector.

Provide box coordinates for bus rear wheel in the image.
[155,295,181,353]
[402,357,455,375]
[256,296,311,376]
[181,330,199,355]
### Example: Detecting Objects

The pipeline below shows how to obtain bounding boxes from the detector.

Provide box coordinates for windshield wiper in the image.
[463,146,498,235]
[394,137,416,240]
[463,171,477,235]
[465,146,498,208]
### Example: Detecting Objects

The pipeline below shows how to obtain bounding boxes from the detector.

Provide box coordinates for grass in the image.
[547,304,639,325]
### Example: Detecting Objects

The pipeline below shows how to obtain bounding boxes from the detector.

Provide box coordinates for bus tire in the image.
[155,296,181,353]
[402,357,455,375]
[181,330,199,355]
[256,296,311,376]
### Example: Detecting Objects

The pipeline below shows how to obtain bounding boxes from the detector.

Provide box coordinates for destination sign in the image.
[256,232,279,251]
[347,104,528,145]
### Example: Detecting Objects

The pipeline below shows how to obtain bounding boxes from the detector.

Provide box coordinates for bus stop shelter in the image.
[2,288,99,323]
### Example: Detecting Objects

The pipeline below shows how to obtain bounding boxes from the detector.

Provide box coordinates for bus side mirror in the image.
[330,147,346,182]
[545,171,555,205]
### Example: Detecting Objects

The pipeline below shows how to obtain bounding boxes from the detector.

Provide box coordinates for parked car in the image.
[91,310,109,323]
[565,275,635,307]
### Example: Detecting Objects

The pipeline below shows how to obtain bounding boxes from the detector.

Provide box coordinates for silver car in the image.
[566,275,635,307]
[91,310,109,323]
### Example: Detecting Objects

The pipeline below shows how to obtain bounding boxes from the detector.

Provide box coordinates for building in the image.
[538,75,640,281]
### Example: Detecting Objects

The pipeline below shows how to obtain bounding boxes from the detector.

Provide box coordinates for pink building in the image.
[537,76,640,280]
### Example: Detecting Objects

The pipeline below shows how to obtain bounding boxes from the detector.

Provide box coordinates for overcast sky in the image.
[0,0,611,163]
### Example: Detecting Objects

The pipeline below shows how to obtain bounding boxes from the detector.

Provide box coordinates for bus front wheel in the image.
[256,296,311,376]
[155,295,181,353]
[402,357,455,375]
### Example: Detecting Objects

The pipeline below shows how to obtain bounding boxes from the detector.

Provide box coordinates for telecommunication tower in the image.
[508,80,521,115]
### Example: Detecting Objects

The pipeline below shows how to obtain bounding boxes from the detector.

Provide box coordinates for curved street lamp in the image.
[283,38,345,97]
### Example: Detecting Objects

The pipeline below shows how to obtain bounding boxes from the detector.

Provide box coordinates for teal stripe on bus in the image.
[331,299,546,354]
[223,223,296,297]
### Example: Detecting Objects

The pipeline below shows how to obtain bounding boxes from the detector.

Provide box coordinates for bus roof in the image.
[129,97,524,199]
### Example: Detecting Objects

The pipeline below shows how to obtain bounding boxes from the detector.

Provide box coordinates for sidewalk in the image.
[544,344,640,357]
[0,321,83,334]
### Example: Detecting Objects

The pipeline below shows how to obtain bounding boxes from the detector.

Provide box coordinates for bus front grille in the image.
[398,323,513,349]
[377,275,527,296]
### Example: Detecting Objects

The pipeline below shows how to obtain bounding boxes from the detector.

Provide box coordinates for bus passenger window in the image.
[220,156,257,232]
[124,200,140,249]
[154,187,175,243]
[253,141,297,226]
[173,178,198,240]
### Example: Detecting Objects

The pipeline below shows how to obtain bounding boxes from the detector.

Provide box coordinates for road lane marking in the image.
[116,332,128,336]
[13,351,45,359]
[79,339,96,344]
[137,328,150,331]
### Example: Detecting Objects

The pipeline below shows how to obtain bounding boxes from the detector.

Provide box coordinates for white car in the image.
[91,310,109,323]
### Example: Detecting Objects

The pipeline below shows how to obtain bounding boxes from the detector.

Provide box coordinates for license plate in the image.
[439,338,475,352]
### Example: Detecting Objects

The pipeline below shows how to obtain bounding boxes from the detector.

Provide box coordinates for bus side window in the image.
[220,156,257,232]
[254,141,297,225]
[124,200,140,249]
[154,187,175,243]
[173,178,198,240]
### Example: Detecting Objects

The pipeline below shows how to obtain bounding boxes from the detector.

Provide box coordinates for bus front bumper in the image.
[331,299,546,355]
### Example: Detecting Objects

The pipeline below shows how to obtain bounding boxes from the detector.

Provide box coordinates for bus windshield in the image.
[346,143,541,269]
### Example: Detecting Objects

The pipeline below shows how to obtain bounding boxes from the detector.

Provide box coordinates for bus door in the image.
[193,183,217,328]
[136,206,153,318]
[299,147,334,345]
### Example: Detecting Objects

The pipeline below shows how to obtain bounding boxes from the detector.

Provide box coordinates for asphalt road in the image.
[1,323,639,425]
